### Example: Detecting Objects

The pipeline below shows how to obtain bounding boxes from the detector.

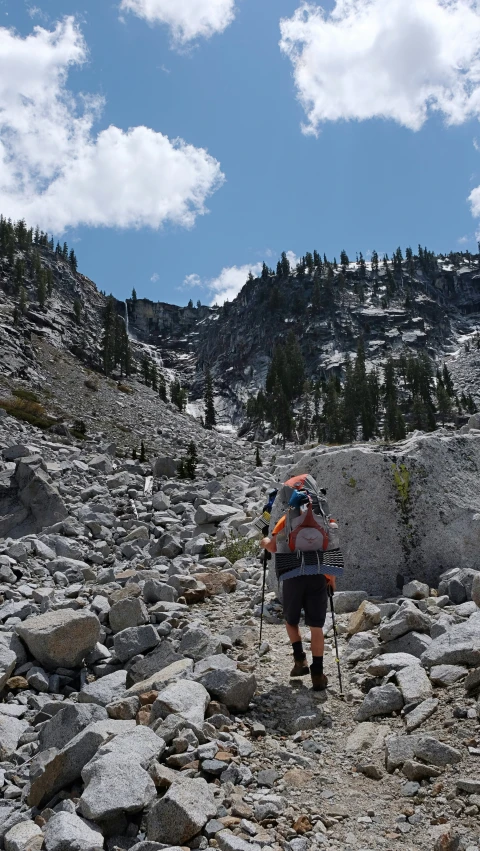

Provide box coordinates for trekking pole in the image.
[328,586,344,697]
[259,548,268,649]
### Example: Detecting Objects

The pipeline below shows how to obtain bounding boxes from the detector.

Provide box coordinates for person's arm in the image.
[260,536,277,554]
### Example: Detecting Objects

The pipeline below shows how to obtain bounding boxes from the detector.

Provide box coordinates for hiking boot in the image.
[310,667,328,691]
[290,655,309,677]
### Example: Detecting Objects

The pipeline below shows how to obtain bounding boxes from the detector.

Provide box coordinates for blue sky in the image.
[2,0,480,305]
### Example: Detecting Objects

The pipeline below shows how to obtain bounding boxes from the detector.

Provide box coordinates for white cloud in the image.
[150,272,160,282]
[208,263,262,304]
[120,0,236,44]
[183,262,262,305]
[280,0,480,135]
[183,253,299,305]
[0,17,224,232]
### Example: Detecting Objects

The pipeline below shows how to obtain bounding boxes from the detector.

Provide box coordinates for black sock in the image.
[292,641,305,659]
[311,655,324,673]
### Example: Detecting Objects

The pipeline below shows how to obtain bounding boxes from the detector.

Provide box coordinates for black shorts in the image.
[282,574,328,628]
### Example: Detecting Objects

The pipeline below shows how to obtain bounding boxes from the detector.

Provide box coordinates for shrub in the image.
[118,383,133,394]
[12,388,39,403]
[71,420,87,440]
[84,379,98,391]
[206,534,260,563]
[0,397,56,429]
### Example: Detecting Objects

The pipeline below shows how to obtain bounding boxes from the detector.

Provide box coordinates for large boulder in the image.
[27,719,135,807]
[80,753,156,822]
[471,572,480,608]
[274,434,480,596]
[16,609,100,670]
[15,455,68,530]
[43,812,104,851]
[152,457,178,478]
[378,602,431,643]
[199,668,256,713]
[421,613,480,668]
[147,778,216,844]
[39,703,107,751]
[152,680,210,726]
[194,503,239,525]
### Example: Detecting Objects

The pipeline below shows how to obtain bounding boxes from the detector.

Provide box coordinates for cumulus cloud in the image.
[120,0,236,43]
[182,262,262,305]
[280,0,480,134]
[0,17,224,232]
[183,254,301,305]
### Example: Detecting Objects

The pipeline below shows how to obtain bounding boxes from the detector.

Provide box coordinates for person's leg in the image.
[304,575,329,690]
[283,578,309,676]
[310,627,325,657]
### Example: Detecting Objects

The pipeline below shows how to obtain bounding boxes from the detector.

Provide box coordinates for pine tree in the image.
[340,249,349,272]
[69,249,77,272]
[436,383,452,425]
[185,441,198,479]
[442,364,454,397]
[204,368,216,429]
[159,375,167,402]
[280,251,290,278]
[132,446,137,460]
[37,270,47,308]
[142,355,151,386]
[255,445,262,467]
[188,299,194,308]
[311,280,321,312]
[139,441,146,463]
[19,286,27,315]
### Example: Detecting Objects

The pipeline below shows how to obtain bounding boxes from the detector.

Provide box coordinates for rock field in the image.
[0,393,480,851]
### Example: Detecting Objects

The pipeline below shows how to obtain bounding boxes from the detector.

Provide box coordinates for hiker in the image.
[260,474,343,692]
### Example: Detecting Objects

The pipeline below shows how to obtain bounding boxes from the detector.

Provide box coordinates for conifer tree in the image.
[159,375,167,403]
[185,441,197,479]
[204,368,216,429]
[37,270,47,308]
[69,249,77,272]
[436,383,452,426]
[142,355,151,386]
[255,445,262,467]
[19,286,27,315]
[340,249,349,272]
[139,441,146,463]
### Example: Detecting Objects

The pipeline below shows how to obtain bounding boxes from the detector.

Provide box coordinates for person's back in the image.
[261,473,344,691]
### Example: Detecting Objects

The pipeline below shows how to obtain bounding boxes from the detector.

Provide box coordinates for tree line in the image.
[246,337,476,446]
[0,215,79,322]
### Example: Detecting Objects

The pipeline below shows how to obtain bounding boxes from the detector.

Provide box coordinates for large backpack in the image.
[272,473,339,554]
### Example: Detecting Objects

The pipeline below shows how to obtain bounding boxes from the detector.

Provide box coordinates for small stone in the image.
[356,762,383,780]
[257,769,279,787]
[293,815,312,834]
[403,580,430,600]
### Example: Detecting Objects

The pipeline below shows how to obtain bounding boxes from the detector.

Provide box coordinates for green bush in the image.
[0,397,56,429]
[206,534,260,564]
[12,388,39,403]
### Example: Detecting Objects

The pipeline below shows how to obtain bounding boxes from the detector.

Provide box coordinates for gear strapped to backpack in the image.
[270,473,344,582]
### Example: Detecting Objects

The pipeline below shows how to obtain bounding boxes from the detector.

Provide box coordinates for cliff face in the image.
[123,259,480,422]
